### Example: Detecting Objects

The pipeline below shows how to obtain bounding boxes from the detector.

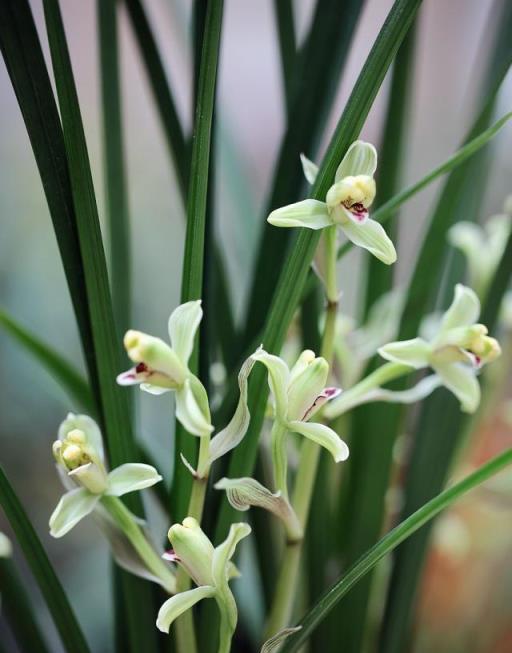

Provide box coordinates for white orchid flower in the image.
[378,285,501,413]
[157,517,251,653]
[449,209,511,298]
[268,141,396,265]
[50,413,162,537]
[0,532,12,558]
[117,301,213,437]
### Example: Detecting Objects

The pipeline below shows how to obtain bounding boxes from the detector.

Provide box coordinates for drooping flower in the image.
[267,141,396,265]
[157,517,251,653]
[253,348,349,463]
[378,284,501,413]
[117,301,213,437]
[49,413,162,537]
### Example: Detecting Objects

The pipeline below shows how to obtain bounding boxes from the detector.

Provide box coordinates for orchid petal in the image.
[175,377,213,437]
[440,284,480,331]
[140,383,172,395]
[335,140,377,182]
[378,338,431,369]
[287,355,329,422]
[251,349,290,420]
[288,420,349,462]
[168,300,203,366]
[300,153,319,185]
[340,216,396,264]
[267,200,332,230]
[49,488,100,538]
[106,463,162,497]
[156,586,215,634]
[432,362,480,413]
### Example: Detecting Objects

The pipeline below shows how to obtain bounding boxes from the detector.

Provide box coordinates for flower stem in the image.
[101,495,176,594]
[271,421,290,499]
[265,297,338,636]
[175,435,211,653]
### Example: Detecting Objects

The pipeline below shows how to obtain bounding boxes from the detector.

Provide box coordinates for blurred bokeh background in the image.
[1,1,511,651]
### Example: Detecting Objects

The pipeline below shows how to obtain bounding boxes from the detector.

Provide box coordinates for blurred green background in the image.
[1,1,511,651]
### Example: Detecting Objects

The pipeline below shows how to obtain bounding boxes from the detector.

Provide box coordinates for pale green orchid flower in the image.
[157,517,251,653]
[449,208,511,298]
[117,300,213,437]
[50,413,162,537]
[267,141,396,265]
[0,532,12,558]
[378,284,501,413]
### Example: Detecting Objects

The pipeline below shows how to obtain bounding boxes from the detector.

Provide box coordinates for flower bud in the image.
[168,517,214,586]
[287,354,329,422]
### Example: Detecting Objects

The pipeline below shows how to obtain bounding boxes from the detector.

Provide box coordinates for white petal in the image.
[168,300,203,366]
[208,354,256,465]
[340,216,396,264]
[440,284,480,331]
[175,377,213,437]
[378,338,431,369]
[156,586,215,633]
[300,153,319,185]
[267,200,333,230]
[361,375,444,406]
[140,383,172,395]
[260,626,302,653]
[432,362,481,413]
[106,463,162,497]
[335,140,377,182]
[251,349,290,420]
[49,488,100,538]
[288,420,349,462]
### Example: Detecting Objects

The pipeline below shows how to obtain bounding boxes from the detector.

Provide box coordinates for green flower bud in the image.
[168,517,215,587]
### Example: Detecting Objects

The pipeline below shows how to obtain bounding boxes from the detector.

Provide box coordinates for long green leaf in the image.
[322,24,418,653]
[0,558,51,653]
[0,467,91,653]
[273,0,296,113]
[0,0,101,414]
[0,308,94,413]
[171,0,224,522]
[98,0,131,337]
[242,0,365,350]
[279,446,512,651]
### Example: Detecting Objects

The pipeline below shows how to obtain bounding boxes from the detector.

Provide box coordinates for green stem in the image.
[101,495,175,594]
[271,421,290,499]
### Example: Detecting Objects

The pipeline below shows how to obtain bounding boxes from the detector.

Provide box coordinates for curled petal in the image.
[214,477,302,541]
[335,140,377,182]
[432,362,480,413]
[340,216,396,264]
[251,349,290,420]
[378,338,431,369]
[156,586,215,634]
[267,200,333,230]
[260,626,303,653]
[49,488,100,538]
[208,354,257,467]
[106,463,162,497]
[288,420,349,463]
[300,153,319,185]
[440,284,480,332]
[168,300,203,366]
[175,377,213,437]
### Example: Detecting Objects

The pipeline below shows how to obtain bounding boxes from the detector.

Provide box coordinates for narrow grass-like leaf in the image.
[171,0,224,523]
[0,309,94,413]
[320,26,418,652]
[124,0,188,194]
[0,467,91,653]
[243,0,365,349]
[98,0,131,337]
[215,0,423,542]
[279,446,512,651]
[0,0,101,412]
[0,558,51,653]
[273,0,296,113]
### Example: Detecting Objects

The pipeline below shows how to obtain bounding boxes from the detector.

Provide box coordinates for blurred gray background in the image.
[0,0,511,651]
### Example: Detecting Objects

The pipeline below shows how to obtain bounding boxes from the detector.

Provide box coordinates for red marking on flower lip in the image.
[136,362,148,374]
[162,549,180,563]
[349,203,367,221]
[302,386,342,420]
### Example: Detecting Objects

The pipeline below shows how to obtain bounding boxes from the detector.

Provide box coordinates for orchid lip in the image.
[302,386,342,421]
[162,549,180,563]
[345,202,368,222]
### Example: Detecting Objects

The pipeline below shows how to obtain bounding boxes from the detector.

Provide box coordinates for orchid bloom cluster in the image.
[157,518,251,653]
